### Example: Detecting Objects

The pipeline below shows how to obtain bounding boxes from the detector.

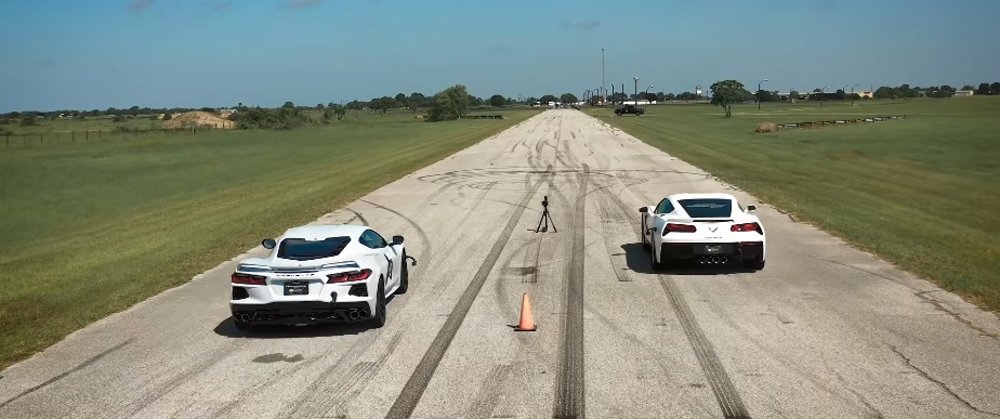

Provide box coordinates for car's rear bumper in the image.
[660,241,763,261]
[231,301,374,325]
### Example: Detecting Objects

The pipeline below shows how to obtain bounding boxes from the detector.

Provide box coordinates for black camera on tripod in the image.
[535,195,556,233]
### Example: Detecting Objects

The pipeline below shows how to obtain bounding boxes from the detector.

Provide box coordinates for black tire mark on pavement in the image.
[121,343,238,418]
[275,331,382,418]
[658,276,752,419]
[429,181,498,298]
[0,339,132,410]
[346,208,369,226]
[689,281,875,413]
[285,333,404,419]
[553,164,589,419]
[584,306,721,418]
[468,364,513,419]
[595,198,631,283]
[384,172,547,419]
[208,330,389,419]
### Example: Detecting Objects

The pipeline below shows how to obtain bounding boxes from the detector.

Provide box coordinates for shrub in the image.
[755,121,777,133]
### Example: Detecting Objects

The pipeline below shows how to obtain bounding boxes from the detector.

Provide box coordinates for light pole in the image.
[644,85,654,104]
[601,48,605,106]
[851,83,860,105]
[633,77,639,105]
[757,78,768,110]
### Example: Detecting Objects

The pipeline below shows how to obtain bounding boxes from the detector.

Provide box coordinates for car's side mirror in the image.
[747,205,757,212]
[392,235,404,245]
[262,239,276,249]
[639,207,648,213]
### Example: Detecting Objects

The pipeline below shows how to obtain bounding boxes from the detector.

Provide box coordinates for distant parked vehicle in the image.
[614,104,644,116]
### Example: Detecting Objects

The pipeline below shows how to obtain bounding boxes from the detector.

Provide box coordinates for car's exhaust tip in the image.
[235,312,256,323]
[698,256,729,265]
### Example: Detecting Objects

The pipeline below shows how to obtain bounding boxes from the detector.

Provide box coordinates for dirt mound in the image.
[163,111,234,129]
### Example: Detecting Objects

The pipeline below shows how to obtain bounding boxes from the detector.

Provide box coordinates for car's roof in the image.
[669,193,737,201]
[281,224,369,240]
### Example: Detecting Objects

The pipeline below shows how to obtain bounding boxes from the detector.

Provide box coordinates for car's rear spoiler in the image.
[667,218,734,223]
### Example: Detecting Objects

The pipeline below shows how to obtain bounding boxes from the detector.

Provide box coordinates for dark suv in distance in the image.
[614,104,644,116]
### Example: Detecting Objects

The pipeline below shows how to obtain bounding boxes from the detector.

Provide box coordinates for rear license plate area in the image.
[283,281,309,296]
[696,244,731,254]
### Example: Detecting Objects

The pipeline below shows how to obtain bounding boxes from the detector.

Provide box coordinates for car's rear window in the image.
[278,237,351,261]
[678,199,733,218]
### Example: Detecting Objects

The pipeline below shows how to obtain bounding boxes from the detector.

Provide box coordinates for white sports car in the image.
[640,193,766,270]
[230,224,413,330]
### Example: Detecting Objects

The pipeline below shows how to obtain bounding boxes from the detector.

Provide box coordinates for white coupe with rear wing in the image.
[640,193,766,270]
[229,224,414,330]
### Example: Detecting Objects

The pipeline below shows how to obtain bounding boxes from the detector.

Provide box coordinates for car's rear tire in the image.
[371,278,387,328]
[396,252,409,294]
[650,244,664,271]
[641,220,650,251]
[743,257,765,271]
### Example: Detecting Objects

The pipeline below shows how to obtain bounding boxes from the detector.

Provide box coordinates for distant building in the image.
[954,90,975,97]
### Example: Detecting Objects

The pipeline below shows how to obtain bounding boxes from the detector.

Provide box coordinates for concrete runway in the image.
[2,109,999,419]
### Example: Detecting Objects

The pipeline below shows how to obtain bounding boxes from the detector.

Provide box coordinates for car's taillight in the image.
[327,269,372,284]
[664,223,697,235]
[231,272,267,285]
[731,222,763,234]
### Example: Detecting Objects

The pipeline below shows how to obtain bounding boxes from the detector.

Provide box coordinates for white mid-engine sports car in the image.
[640,193,766,270]
[230,224,412,330]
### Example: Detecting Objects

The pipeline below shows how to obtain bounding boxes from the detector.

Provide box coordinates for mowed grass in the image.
[0,110,538,369]
[589,98,1000,311]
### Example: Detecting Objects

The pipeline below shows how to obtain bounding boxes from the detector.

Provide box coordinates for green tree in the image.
[539,94,558,104]
[991,82,1000,95]
[282,101,295,109]
[961,85,974,91]
[874,86,894,99]
[977,83,990,95]
[488,94,506,107]
[162,112,173,121]
[395,93,407,107]
[560,93,578,104]
[710,80,752,118]
[408,92,427,109]
[316,103,325,110]
[428,84,470,121]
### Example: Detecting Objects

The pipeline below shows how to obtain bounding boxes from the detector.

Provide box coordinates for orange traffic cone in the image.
[515,293,537,332]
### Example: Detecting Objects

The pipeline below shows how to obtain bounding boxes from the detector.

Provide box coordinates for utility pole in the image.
[611,84,615,105]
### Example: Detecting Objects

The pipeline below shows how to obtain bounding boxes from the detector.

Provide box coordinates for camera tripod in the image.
[535,196,557,233]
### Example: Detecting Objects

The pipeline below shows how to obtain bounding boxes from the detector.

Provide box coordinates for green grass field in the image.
[0,110,538,369]
[589,97,1000,311]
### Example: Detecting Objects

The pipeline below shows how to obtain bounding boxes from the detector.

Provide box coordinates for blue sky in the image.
[2,0,998,111]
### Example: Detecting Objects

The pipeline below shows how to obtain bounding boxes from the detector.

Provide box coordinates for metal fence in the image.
[1,126,228,149]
